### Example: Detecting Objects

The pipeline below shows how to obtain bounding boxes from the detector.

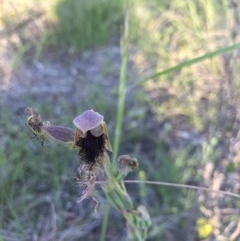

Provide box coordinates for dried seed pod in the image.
[25,107,43,134]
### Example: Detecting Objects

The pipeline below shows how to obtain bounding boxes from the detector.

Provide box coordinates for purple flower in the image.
[73,110,112,163]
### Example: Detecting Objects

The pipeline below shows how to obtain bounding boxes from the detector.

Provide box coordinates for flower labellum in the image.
[72,110,113,204]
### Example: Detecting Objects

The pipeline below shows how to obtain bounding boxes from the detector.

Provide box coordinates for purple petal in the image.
[90,125,103,137]
[42,125,75,143]
[73,110,104,134]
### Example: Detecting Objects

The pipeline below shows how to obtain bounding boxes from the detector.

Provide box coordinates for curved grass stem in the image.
[101,1,130,240]
[112,0,130,168]
[95,180,240,199]
[128,42,240,91]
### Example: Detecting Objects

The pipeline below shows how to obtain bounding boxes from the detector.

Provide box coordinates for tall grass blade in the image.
[112,0,130,167]
[129,42,240,90]
[100,1,130,240]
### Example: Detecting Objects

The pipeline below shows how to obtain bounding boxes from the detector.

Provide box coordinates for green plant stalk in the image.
[129,42,240,90]
[99,203,111,241]
[101,1,130,239]
[102,155,151,241]
[101,1,151,240]
[112,0,130,168]
[100,1,129,239]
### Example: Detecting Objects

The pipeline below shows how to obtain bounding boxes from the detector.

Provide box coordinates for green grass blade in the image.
[112,0,130,167]
[100,1,130,241]
[100,204,111,241]
[129,42,240,90]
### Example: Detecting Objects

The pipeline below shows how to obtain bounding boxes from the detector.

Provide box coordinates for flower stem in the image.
[100,1,130,240]
[112,0,130,169]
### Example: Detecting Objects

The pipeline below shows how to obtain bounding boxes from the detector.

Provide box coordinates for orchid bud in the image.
[117,155,139,178]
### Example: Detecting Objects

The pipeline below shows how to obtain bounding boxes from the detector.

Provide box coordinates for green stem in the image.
[100,1,130,240]
[112,0,130,168]
[100,204,111,241]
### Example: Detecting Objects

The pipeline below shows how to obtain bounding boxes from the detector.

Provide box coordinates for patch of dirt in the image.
[0,45,121,112]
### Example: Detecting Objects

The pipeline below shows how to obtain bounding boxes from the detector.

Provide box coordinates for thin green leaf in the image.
[129,42,240,90]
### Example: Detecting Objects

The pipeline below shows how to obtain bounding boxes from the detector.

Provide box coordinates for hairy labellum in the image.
[75,131,105,164]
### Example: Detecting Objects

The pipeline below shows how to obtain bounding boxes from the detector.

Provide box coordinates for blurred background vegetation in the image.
[1,0,240,240]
